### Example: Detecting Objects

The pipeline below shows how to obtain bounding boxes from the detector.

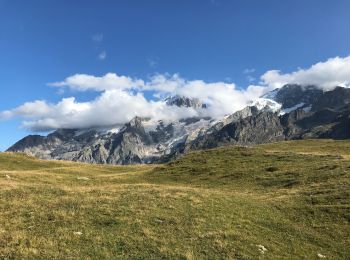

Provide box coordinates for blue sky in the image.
[1,0,350,151]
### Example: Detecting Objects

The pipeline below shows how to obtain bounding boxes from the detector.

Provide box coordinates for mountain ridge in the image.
[7,84,350,164]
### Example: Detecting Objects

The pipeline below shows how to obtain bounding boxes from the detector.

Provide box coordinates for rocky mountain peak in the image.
[262,84,350,112]
[273,84,323,109]
[126,116,144,129]
[165,95,207,109]
[312,86,350,111]
[48,129,77,141]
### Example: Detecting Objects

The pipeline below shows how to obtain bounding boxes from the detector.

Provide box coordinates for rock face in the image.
[276,86,350,140]
[273,84,323,109]
[190,107,284,149]
[7,86,350,164]
[165,95,207,109]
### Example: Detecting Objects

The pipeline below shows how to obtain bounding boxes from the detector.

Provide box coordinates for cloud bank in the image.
[2,55,350,131]
[261,56,350,89]
[3,74,266,131]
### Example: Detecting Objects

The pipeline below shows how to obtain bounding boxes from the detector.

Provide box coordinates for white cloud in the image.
[4,73,267,131]
[261,56,350,90]
[4,55,350,132]
[48,73,144,92]
[98,51,107,60]
[2,100,52,119]
[4,91,200,132]
[143,74,185,93]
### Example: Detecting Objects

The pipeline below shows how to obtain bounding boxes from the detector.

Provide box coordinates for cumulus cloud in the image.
[3,91,200,132]
[3,55,350,131]
[261,56,350,89]
[2,100,52,119]
[48,73,144,92]
[3,73,267,131]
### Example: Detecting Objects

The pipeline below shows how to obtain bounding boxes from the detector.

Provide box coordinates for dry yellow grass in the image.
[1,140,349,258]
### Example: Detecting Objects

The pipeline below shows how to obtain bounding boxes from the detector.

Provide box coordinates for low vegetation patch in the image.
[1,140,349,258]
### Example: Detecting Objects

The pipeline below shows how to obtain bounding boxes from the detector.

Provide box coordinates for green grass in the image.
[0,140,349,259]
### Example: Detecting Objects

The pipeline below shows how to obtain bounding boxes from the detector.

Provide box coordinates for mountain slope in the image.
[7,85,350,164]
[1,140,349,258]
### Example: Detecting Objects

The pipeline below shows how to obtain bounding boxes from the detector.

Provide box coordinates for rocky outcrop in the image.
[165,95,207,109]
[190,110,284,149]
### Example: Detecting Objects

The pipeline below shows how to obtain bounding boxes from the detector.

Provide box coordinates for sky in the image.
[1,0,350,151]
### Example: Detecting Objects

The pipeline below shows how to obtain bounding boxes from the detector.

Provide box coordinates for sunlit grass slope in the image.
[1,140,349,259]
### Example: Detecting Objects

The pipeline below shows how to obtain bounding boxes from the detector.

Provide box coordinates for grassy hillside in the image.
[0,140,349,259]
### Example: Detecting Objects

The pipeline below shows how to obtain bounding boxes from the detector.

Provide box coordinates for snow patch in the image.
[107,127,120,134]
[252,98,282,112]
[261,88,279,100]
[303,105,312,112]
[279,103,305,115]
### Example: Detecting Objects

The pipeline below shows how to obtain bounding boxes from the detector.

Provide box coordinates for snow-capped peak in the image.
[251,98,282,113]
[261,88,279,100]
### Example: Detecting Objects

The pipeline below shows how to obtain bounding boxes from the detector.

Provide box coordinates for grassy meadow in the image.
[0,139,349,259]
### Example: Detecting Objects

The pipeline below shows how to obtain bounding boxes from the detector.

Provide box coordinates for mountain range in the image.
[7,84,350,164]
